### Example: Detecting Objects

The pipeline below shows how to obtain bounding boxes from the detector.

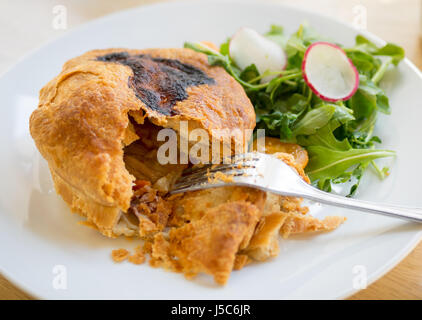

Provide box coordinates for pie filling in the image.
[114,116,185,237]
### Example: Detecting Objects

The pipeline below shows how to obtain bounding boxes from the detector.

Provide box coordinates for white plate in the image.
[1,0,422,300]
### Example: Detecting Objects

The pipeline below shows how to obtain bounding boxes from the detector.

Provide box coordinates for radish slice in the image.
[229,27,286,83]
[302,42,359,102]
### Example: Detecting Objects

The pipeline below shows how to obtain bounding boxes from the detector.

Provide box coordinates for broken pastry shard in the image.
[280,214,346,238]
[245,212,288,261]
[111,249,130,262]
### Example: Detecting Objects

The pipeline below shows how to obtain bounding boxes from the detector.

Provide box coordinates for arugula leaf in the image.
[275,92,310,113]
[306,147,395,182]
[291,105,336,136]
[330,102,355,124]
[374,44,405,65]
[240,64,260,82]
[347,163,369,197]
[348,75,390,124]
[347,50,380,77]
[260,111,298,139]
[354,35,405,65]
[297,120,352,151]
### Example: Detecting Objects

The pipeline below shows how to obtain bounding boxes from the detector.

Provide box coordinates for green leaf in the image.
[349,75,391,119]
[240,64,260,82]
[355,35,379,51]
[291,105,336,136]
[184,41,220,56]
[331,103,355,124]
[297,120,352,151]
[317,179,332,192]
[275,93,309,113]
[353,35,404,65]
[347,162,369,197]
[260,111,298,139]
[250,91,273,112]
[347,52,378,76]
[266,24,284,35]
[306,147,395,182]
[220,38,230,56]
[373,43,405,66]
[376,93,390,114]
[346,109,377,142]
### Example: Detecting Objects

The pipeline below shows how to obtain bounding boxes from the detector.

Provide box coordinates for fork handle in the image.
[297,186,422,223]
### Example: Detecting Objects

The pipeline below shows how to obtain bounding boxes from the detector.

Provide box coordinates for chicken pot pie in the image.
[30,48,344,285]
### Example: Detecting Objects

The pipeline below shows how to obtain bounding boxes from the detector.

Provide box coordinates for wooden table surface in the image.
[0,0,421,300]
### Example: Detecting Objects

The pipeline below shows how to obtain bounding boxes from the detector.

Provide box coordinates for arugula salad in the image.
[185,24,404,196]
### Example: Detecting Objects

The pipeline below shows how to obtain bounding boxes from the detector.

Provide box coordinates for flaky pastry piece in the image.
[151,201,262,285]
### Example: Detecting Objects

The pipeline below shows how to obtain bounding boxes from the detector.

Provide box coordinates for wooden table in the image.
[0,0,421,300]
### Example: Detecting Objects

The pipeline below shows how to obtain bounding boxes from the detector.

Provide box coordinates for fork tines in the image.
[171,153,261,193]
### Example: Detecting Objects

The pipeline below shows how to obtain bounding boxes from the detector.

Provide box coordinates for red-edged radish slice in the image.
[229,27,286,83]
[302,42,359,102]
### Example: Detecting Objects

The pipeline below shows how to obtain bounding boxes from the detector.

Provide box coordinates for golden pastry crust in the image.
[245,212,288,261]
[152,201,262,285]
[29,48,256,235]
[280,214,346,238]
[51,170,122,237]
[169,186,266,226]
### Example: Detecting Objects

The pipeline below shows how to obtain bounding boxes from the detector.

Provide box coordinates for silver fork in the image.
[171,152,422,223]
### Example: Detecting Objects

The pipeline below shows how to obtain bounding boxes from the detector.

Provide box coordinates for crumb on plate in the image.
[111,248,130,262]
